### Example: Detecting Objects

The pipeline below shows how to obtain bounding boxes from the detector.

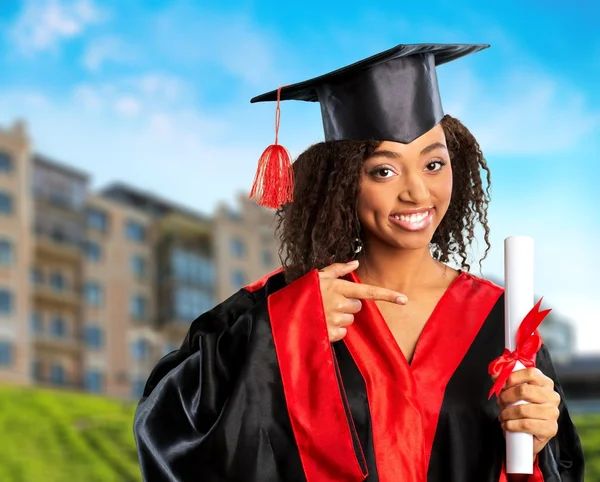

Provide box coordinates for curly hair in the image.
[274,114,492,282]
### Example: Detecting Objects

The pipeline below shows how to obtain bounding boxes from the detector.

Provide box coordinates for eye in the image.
[425,159,447,172]
[369,166,396,179]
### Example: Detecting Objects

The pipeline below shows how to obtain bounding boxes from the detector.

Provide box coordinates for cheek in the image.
[357,181,376,210]
[356,182,385,224]
[439,170,453,206]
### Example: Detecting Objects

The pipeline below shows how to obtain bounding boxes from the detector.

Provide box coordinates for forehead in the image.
[374,123,446,156]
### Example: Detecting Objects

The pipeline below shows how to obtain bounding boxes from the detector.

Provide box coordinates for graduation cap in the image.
[249,43,489,209]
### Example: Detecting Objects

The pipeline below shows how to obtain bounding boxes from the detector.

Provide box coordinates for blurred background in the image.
[0,0,598,480]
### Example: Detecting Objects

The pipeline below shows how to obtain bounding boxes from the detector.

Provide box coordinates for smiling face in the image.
[357,123,453,252]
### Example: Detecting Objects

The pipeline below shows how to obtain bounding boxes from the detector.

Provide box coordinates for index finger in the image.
[338,280,408,304]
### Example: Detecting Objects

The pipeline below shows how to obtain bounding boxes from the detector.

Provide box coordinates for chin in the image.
[379,229,436,252]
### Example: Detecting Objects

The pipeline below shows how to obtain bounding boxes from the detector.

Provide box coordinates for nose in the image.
[398,171,429,204]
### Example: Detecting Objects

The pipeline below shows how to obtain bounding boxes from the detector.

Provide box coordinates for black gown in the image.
[133,269,585,481]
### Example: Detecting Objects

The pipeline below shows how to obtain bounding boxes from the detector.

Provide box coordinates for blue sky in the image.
[0,0,599,352]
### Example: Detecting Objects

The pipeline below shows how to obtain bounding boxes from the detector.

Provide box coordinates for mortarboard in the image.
[249,43,490,209]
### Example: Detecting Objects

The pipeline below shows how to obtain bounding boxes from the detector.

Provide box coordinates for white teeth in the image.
[394,211,429,223]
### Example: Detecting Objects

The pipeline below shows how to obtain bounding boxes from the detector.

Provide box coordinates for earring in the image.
[353,238,363,255]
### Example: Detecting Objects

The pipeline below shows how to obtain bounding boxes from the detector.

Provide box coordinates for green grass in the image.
[0,384,141,482]
[0,384,599,481]
[573,413,600,481]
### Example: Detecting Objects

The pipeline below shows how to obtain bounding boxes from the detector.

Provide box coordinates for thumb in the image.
[318,260,359,279]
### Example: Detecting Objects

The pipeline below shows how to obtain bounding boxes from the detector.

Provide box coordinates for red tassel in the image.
[250,86,294,209]
[250,144,294,209]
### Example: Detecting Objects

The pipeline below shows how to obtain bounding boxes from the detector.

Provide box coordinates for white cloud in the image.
[439,66,600,156]
[73,85,105,111]
[71,74,193,120]
[152,5,281,86]
[10,0,105,54]
[135,74,187,103]
[82,36,132,71]
[114,97,141,117]
[474,77,597,155]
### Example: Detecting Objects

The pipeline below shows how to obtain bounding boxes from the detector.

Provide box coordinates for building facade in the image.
[0,122,279,400]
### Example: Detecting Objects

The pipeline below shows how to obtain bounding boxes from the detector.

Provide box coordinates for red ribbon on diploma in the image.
[488,298,552,399]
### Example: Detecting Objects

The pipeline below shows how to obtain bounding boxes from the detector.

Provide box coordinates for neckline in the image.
[347,270,468,369]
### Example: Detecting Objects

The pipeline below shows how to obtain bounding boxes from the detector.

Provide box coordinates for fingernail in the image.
[396,295,408,304]
[346,260,359,266]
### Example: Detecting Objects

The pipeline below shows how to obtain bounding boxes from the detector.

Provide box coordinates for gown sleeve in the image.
[132,287,258,482]
[534,344,586,481]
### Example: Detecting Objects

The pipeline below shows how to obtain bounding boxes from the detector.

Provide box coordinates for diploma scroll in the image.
[504,236,534,474]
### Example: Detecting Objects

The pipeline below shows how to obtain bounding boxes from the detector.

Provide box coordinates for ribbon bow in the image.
[487,298,551,399]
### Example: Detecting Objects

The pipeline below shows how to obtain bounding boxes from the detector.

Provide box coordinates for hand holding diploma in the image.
[488,236,559,475]
[495,367,561,459]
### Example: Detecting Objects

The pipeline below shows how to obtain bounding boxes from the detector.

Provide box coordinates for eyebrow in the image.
[419,142,448,156]
[368,142,448,161]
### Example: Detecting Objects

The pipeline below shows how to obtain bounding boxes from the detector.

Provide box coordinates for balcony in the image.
[33,286,81,309]
[157,212,212,239]
[32,333,83,354]
[34,235,82,264]
[34,194,85,219]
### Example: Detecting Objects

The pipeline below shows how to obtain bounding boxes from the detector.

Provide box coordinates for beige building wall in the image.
[213,193,280,302]
[0,122,33,385]
[84,195,156,400]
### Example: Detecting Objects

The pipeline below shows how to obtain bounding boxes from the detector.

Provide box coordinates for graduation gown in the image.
[133,269,585,481]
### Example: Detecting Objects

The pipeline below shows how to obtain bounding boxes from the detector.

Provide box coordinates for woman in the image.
[133,44,585,481]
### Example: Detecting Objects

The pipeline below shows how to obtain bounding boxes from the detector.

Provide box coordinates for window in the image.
[30,267,44,285]
[174,287,215,321]
[84,325,103,349]
[230,238,245,258]
[50,316,67,338]
[131,255,147,278]
[87,208,108,232]
[0,239,13,265]
[84,282,103,306]
[130,295,148,319]
[0,191,13,215]
[131,339,149,360]
[30,312,43,334]
[83,241,102,262]
[170,249,215,287]
[0,152,13,173]
[84,370,104,393]
[50,226,68,244]
[261,249,273,267]
[49,190,72,209]
[125,220,146,242]
[50,363,65,385]
[49,272,67,292]
[0,289,12,315]
[231,270,247,290]
[131,378,146,399]
[0,342,13,366]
